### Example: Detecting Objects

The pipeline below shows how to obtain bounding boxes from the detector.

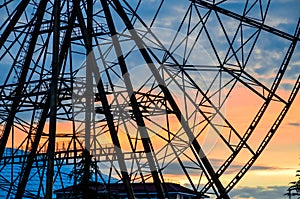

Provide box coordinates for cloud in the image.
[265,14,291,29]
[230,186,289,199]
[135,0,299,94]
[211,158,289,170]
[288,122,300,127]
[163,160,203,175]
[162,158,290,176]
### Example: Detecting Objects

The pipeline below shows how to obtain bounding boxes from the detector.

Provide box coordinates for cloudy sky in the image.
[0,1,299,198]
[135,1,300,198]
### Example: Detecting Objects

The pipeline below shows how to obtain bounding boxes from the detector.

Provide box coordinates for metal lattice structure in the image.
[0,0,299,198]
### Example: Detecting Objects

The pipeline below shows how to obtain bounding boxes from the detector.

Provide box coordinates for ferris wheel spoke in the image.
[144,37,255,156]
[193,0,299,42]
[226,75,300,192]
[201,20,300,193]
[110,1,232,197]
[0,0,48,163]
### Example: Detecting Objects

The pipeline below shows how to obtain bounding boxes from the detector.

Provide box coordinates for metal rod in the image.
[111,0,229,198]
[0,0,30,50]
[101,1,166,198]
[192,0,300,42]
[72,1,136,199]
[45,0,60,198]
[0,0,48,162]
[14,6,76,199]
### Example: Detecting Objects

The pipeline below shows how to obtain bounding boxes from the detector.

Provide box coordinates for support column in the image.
[0,0,30,49]
[15,7,76,199]
[73,1,135,198]
[100,1,166,198]
[0,0,48,161]
[85,0,93,152]
[45,0,60,198]
[111,1,229,198]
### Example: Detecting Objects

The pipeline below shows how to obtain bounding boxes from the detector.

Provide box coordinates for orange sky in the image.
[151,86,300,190]
[243,92,300,187]
[221,86,300,187]
[4,86,300,189]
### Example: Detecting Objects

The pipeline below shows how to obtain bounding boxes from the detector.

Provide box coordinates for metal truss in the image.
[0,0,299,198]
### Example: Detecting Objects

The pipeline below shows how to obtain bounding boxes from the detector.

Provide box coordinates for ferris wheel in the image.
[0,0,299,198]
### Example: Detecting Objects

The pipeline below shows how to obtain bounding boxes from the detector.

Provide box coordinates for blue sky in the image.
[127,1,300,198]
[0,1,299,198]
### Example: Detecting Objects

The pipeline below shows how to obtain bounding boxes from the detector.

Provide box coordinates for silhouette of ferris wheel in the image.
[0,0,299,198]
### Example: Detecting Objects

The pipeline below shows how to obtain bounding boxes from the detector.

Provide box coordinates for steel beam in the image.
[101,0,167,198]
[111,1,229,198]
[14,6,77,199]
[45,0,60,198]
[226,75,300,192]
[192,0,300,42]
[201,18,300,194]
[225,18,300,193]
[85,0,93,152]
[0,0,48,162]
[0,0,30,49]
[72,1,135,199]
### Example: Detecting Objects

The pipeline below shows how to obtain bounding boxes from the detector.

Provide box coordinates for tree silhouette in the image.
[286,170,300,198]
